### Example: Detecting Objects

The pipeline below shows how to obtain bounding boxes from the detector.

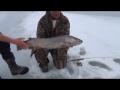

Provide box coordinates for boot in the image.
[39,63,48,72]
[53,59,67,69]
[5,58,29,75]
[39,58,49,72]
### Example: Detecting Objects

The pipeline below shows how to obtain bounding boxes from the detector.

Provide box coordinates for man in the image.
[0,32,29,76]
[35,11,70,72]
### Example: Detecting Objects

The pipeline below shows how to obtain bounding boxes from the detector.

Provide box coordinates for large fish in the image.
[17,35,83,57]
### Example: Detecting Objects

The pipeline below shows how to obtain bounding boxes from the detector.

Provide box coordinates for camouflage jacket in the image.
[36,11,70,38]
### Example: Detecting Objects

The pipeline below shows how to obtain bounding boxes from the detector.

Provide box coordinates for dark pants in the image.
[0,41,15,60]
[35,48,69,69]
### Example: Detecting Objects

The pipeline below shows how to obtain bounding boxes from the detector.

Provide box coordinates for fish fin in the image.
[30,49,37,57]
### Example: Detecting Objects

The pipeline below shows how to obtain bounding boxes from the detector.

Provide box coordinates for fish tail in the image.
[16,46,22,51]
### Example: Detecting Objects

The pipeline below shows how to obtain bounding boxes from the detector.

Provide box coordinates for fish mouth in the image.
[79,39,83,44]
[76,39,83,45]
[71,38,83,46]
[72,40,83,46]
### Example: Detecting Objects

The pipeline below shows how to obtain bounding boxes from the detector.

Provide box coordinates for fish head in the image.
[64,36,83,46]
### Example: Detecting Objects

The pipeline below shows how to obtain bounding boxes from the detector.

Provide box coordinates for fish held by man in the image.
[16,35,83,57]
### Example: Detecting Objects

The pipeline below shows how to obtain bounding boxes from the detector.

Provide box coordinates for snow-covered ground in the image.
[0,11,120,79]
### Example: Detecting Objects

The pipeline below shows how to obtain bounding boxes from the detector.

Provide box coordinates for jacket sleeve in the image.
[62,18,70,35]
[36,20,46,38]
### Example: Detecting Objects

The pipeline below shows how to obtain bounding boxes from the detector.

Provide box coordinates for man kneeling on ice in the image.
[34,11,70,72]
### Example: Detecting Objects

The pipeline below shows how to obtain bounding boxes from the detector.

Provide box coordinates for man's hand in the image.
[61,44,71,48]
[62,45,73,48]
[33,44,41,51]
[14,38,29,49]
